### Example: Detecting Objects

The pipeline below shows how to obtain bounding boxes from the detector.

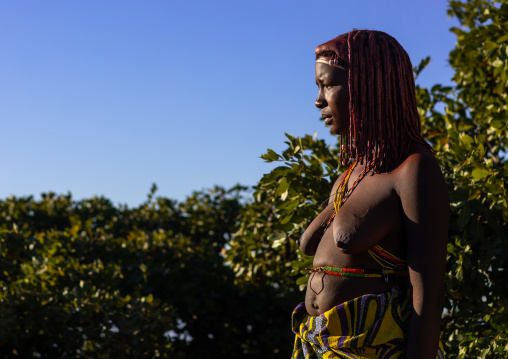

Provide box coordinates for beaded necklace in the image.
[333,160,357,213]
[324,159,374,225]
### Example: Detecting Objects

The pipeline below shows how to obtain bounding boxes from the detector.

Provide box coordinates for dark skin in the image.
[298,61,449,359]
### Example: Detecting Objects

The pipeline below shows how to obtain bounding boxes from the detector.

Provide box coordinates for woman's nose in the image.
[315,91,325,108]
[314,91,325,108]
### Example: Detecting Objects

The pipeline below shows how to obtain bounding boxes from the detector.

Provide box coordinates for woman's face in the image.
[314,61,349,135]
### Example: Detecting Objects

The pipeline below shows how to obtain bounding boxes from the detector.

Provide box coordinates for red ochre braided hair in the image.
[315,30,431,173]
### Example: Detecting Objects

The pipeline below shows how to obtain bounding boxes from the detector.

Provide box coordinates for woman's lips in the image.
[324,117,333,125]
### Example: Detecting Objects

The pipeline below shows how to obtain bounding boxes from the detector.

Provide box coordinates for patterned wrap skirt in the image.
[291,286,445,359]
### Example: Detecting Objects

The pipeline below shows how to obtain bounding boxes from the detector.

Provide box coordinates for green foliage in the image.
[417,1,508,357]
[226,133,343,295]
[0,187,293,358]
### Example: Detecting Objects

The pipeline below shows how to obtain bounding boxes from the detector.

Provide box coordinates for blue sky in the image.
[0,0,458,207]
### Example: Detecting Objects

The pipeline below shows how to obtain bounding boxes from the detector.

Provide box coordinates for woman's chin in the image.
[330,126,349,136]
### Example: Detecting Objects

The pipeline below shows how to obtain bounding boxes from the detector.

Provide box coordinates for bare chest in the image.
[313,173,404,267]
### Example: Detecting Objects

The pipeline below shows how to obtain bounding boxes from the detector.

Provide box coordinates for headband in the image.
[316,58,348,71]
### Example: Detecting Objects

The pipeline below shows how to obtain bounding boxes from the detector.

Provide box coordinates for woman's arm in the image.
[396,152,449,359]
[298,202,335,256]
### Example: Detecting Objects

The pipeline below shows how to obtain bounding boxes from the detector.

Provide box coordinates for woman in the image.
[292,30,449,359]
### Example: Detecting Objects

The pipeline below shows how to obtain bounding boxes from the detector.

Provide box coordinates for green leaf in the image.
[471,168,489,179]
[274,177,289,196]
[271,237,285,249]
[261,148,281,162]
[281,188,289,201]
[280,212,294,224]
[296,276,308,286]
[414,56,431,78]
[497,34,508,43]
[460,134,474,148]
[480,348,490,357]
[492,59,504,67]
[491,120,505,130]
[268,233,286,243]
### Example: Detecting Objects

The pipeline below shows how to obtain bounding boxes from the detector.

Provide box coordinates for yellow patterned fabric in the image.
[291,286,445,359]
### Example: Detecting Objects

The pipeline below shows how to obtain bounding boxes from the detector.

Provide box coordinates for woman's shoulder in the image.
[392,142,448,203]
[394,143,442,179]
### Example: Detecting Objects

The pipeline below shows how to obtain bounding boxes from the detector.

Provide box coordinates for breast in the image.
[336,176,403,252]
[313,174,405,266]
